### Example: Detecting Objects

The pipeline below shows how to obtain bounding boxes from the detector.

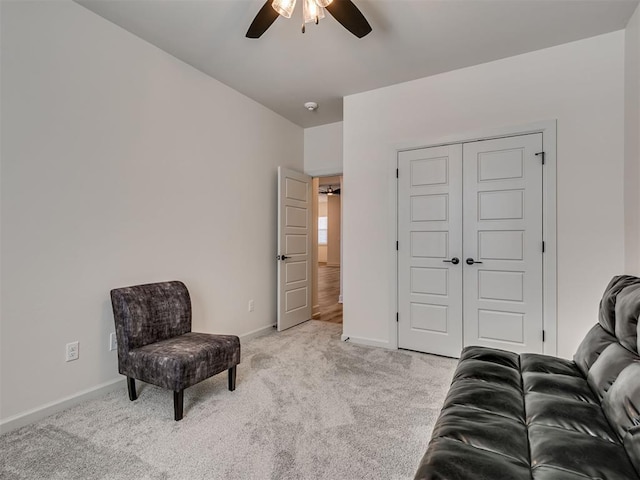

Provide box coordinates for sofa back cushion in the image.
[597,276,640,337]
[575,276,640,379]
[615,283,640,353]
[574,275,640,476]
[573,324,617,378]
[602,363,640,473]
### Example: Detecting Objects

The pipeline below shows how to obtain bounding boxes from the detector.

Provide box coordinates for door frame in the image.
[306,170,344,324]
[389,120,557,356]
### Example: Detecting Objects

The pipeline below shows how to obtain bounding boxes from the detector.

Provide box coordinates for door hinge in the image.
[542,241,545,253]
[396,168,399,179]
[542,330,546,342]
[396,241,399,251]
[396,312,399,323]
[535,151,545,165]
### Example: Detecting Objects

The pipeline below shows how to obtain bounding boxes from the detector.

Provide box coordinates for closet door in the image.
[397,145,463,357]
[462,134,543,354]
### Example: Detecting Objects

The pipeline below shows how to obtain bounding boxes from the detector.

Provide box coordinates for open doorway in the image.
[312,175,343,323]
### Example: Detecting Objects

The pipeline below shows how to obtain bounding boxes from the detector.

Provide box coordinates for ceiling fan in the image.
[319,185,341,195]
[246,0,372,39]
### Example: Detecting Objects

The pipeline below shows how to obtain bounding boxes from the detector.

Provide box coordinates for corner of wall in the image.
[624,3,640,274]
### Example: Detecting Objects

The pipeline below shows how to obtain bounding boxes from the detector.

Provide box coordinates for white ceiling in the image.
[76,0,639,128]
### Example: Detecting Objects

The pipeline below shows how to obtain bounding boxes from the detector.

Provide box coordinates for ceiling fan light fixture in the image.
[303,0,325,24]
[247,0,371,39]
[272,0,296,19]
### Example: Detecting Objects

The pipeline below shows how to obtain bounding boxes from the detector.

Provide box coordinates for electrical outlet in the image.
[65,341,79,362]
[109,332,117,351]
[248,299,254,312]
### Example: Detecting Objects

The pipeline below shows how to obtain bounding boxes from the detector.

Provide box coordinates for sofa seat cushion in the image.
[521,353,583,377]
[523,372,598,404]
[414,437,531,480]
[525,392,619,442]
[529,424,640,480]
[532,464,614,480]
[127,332,240,391]
[430,406,529,464]
[442,380,525,423]
[452,359,521,390]
[459,345,520,369]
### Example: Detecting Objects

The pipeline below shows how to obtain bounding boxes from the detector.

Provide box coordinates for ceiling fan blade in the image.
[325,0,372,38]
[246,1,280,38]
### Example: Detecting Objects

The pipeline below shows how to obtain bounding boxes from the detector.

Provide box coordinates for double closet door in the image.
[398,134,543,357]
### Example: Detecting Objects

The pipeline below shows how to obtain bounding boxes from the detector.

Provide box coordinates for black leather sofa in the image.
[415,275,640,480]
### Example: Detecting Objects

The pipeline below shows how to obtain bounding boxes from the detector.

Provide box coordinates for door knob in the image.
[442,257,460,265]
[465,258,483,265]
[276,255,290,261]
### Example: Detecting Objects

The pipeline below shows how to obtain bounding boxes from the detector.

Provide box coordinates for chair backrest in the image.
[110,281,192,355]
[573,275,640,474]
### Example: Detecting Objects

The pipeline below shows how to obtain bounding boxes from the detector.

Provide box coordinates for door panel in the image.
[278,167,312,331]
[463,134,543,353]
[398,145,463,356]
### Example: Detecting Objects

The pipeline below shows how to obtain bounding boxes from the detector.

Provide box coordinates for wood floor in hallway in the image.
[318,263,342,323]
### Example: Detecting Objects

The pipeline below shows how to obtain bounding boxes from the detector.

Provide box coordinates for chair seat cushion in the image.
[127,332,240,391]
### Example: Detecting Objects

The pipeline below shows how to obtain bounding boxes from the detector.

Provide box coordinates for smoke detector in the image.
[304,102,318,111]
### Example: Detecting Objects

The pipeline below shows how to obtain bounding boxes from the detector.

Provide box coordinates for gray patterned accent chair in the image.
[110,281,241,421]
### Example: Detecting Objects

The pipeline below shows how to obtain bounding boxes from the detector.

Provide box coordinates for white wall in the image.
[318,245,328,263]
[1,1,303,424]
[625,4,640,274]
[327,195,341,266]
[343,32,625,359]
[304,121,343,176]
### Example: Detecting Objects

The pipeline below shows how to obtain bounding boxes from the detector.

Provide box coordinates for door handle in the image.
[442,257,460,265]
[277,255,290,261]
[465,258,483,265]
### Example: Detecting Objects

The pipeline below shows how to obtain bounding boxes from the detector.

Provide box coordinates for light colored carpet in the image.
[0,321,456,480]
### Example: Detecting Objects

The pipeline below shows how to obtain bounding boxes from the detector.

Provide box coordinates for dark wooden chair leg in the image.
[228,365,237,391]
[127,377,137,401]
[174,390,184,421]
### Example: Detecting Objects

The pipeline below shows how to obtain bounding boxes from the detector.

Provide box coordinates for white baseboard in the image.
[0,377,125,435]
[239,323,276,342]
[340,335,392,349]
[0,323,278,435]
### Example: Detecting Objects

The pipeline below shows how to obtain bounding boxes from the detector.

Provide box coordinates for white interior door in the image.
[397,133,544,356]
[462,134,543,353]
[278,167,312,331]
[398,145,463,356]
